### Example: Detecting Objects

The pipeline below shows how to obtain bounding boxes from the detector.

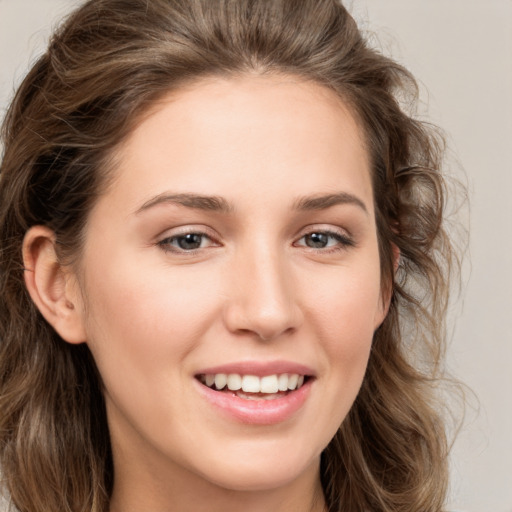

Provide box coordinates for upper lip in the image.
[195,360,316,377]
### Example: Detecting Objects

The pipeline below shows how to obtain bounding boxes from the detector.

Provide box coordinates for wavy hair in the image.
[0,1,459,510]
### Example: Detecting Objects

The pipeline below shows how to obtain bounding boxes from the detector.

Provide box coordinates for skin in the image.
[23,75,389,512]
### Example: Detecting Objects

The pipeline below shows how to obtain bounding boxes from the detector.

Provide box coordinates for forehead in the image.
[102,75,373,216]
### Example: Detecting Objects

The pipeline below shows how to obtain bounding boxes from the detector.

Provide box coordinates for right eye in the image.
[157,231,218,253]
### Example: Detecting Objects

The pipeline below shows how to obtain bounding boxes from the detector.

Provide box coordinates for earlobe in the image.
[22,226,86,344]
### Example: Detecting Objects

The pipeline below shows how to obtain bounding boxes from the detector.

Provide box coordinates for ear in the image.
[22,226,86,344]
[392,242,400,274]
[374,242,400,329]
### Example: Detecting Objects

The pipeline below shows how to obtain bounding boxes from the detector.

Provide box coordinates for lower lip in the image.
[195,379,313,425]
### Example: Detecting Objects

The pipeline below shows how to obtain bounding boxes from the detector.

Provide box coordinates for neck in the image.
[109,451,326,512]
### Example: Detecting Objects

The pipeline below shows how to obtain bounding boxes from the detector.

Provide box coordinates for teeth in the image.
[201,373,306,393]
[287,374,299,390]
[227,374,242,391]
[260,375,279,393]
[242,375,260,393]
[214,373,227,390]
[278,374,289,392]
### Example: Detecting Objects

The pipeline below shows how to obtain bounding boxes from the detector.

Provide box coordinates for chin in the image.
[191,447,321,493]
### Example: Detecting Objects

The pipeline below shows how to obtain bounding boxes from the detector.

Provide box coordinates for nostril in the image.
[223,304,302,342]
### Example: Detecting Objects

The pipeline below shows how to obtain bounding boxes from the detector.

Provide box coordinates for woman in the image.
[0,0,459,511]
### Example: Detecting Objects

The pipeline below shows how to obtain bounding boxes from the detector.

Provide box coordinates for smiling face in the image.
[73,75,387,505]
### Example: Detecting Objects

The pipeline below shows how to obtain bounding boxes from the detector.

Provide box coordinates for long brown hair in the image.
[0,1,459,510]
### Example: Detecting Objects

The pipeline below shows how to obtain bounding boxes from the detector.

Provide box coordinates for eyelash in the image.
[294,230,355,253]
[157,228,354,254]
[157,230,218,254]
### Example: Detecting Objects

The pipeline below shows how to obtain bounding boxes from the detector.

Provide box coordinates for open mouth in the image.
[196,373,311,401]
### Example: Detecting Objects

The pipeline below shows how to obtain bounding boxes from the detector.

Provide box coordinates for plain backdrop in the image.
[1,1,511,511]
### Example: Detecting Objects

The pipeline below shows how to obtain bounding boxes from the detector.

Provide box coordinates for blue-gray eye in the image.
[304,232,331,248]
[173,233,204,250]
[158,233,210,252]
[298,231,354,250]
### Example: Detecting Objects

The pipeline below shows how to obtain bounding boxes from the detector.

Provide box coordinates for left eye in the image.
[296,231,352,249]
[159,233,214,252]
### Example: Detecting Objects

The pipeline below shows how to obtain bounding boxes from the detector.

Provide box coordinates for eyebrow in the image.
[293,192,368,214]
[135,191,368,216]
[135,193,233,215]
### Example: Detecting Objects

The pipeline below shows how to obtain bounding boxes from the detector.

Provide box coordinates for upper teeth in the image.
[201,373,305,393]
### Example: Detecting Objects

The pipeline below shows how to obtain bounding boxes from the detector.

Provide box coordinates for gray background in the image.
[1,1,511,511]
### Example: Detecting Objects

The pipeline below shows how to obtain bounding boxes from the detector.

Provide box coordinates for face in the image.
[74,76,387,496]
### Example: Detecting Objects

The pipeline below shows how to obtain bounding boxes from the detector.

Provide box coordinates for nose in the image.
[222,245,303,341]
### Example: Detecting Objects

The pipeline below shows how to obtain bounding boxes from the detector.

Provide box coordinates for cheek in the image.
[79,256,228,449]
[307,260,382,332]
[304,262,382,382]
[80,253,222,382]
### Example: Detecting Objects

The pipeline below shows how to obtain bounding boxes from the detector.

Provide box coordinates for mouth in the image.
[194,362,315,424]
[196,373,311,401]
